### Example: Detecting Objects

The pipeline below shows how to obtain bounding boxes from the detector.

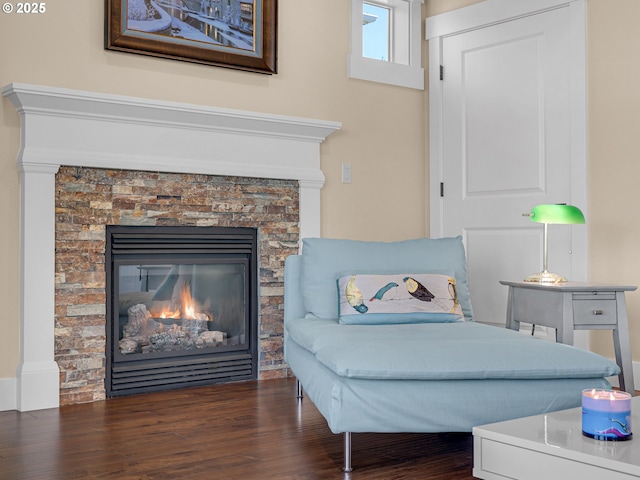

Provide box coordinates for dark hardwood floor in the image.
[0,378,474,479]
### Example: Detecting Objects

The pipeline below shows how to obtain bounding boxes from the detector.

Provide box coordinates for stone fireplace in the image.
[3,83,340,411]
[56,168,294,404]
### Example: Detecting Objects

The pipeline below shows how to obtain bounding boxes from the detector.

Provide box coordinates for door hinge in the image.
[440,182,444,197]
[440,65,444,81]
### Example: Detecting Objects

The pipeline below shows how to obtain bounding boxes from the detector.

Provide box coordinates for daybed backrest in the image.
[284,254,307,324]
[289,236,473,321]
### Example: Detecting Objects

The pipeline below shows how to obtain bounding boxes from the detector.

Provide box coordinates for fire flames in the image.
[154,283,209,321]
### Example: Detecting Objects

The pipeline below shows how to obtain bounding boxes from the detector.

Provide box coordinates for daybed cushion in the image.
[301,236,474,320]
[285,337,613,434]
[337,273,464,324]
[285,317,620,381]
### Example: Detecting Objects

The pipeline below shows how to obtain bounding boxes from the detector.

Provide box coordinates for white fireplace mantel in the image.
[2,83,341,411]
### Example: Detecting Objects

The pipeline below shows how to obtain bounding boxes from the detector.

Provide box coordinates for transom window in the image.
[349,0,424,90]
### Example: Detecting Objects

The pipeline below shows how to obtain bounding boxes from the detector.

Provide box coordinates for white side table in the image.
[473,396,640,479]
[500,280,636,394]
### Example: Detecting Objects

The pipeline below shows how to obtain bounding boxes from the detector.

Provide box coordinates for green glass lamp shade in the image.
[529,204,585,225]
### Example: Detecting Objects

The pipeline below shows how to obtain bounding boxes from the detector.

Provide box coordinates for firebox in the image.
[105,225,258,397]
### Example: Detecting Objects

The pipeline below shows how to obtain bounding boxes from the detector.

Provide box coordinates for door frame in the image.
[425,0,588,283]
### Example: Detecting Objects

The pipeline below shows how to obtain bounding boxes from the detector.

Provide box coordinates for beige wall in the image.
[425,0,481,16]
[586,0,640,361]
[1,0,639,381]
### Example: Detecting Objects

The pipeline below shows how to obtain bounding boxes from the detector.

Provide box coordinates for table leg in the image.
[558,293,574,345]
[613,292,635,394]
[506,287,518,331]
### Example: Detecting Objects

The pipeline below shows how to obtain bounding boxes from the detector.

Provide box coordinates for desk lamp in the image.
[524,204,585,284]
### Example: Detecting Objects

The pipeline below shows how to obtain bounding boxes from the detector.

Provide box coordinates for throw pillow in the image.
[338,273,464,324]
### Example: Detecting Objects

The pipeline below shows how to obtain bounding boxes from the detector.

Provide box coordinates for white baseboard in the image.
[0,378,17,411]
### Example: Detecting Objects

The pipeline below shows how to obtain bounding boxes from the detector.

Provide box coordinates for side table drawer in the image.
[573,299,617,326]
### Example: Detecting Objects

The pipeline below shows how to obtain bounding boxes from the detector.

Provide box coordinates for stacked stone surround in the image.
[54,166,299,406]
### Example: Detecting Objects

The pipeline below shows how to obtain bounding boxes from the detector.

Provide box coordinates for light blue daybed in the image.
[283,237,619,472]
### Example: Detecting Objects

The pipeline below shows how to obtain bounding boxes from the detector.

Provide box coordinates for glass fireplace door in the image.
[116,261,248,357]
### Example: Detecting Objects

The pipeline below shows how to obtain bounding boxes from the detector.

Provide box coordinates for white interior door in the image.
[427,1,588,331]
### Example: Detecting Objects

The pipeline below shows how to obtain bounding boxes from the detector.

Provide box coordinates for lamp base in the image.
[523,271,567,284]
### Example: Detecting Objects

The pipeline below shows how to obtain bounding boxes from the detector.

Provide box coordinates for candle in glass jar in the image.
[582,389,632,441]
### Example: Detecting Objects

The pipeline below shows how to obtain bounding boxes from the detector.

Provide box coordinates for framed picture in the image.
[106,0,277,74]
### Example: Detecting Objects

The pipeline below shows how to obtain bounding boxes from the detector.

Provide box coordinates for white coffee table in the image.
[473,396,640,479]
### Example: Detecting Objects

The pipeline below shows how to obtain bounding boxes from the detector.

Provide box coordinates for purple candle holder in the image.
[582,389,632,441]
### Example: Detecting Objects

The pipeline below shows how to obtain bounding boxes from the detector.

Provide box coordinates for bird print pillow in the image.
[337,273,464,325]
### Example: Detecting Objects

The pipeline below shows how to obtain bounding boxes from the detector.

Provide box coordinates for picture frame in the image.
[105,0,277,74]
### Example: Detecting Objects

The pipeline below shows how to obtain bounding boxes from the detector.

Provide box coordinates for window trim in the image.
[348,0,424,90]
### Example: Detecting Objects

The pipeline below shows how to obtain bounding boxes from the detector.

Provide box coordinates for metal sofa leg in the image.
[296,379,303,399]
[294,379,351,471]
[343,432,353,472]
